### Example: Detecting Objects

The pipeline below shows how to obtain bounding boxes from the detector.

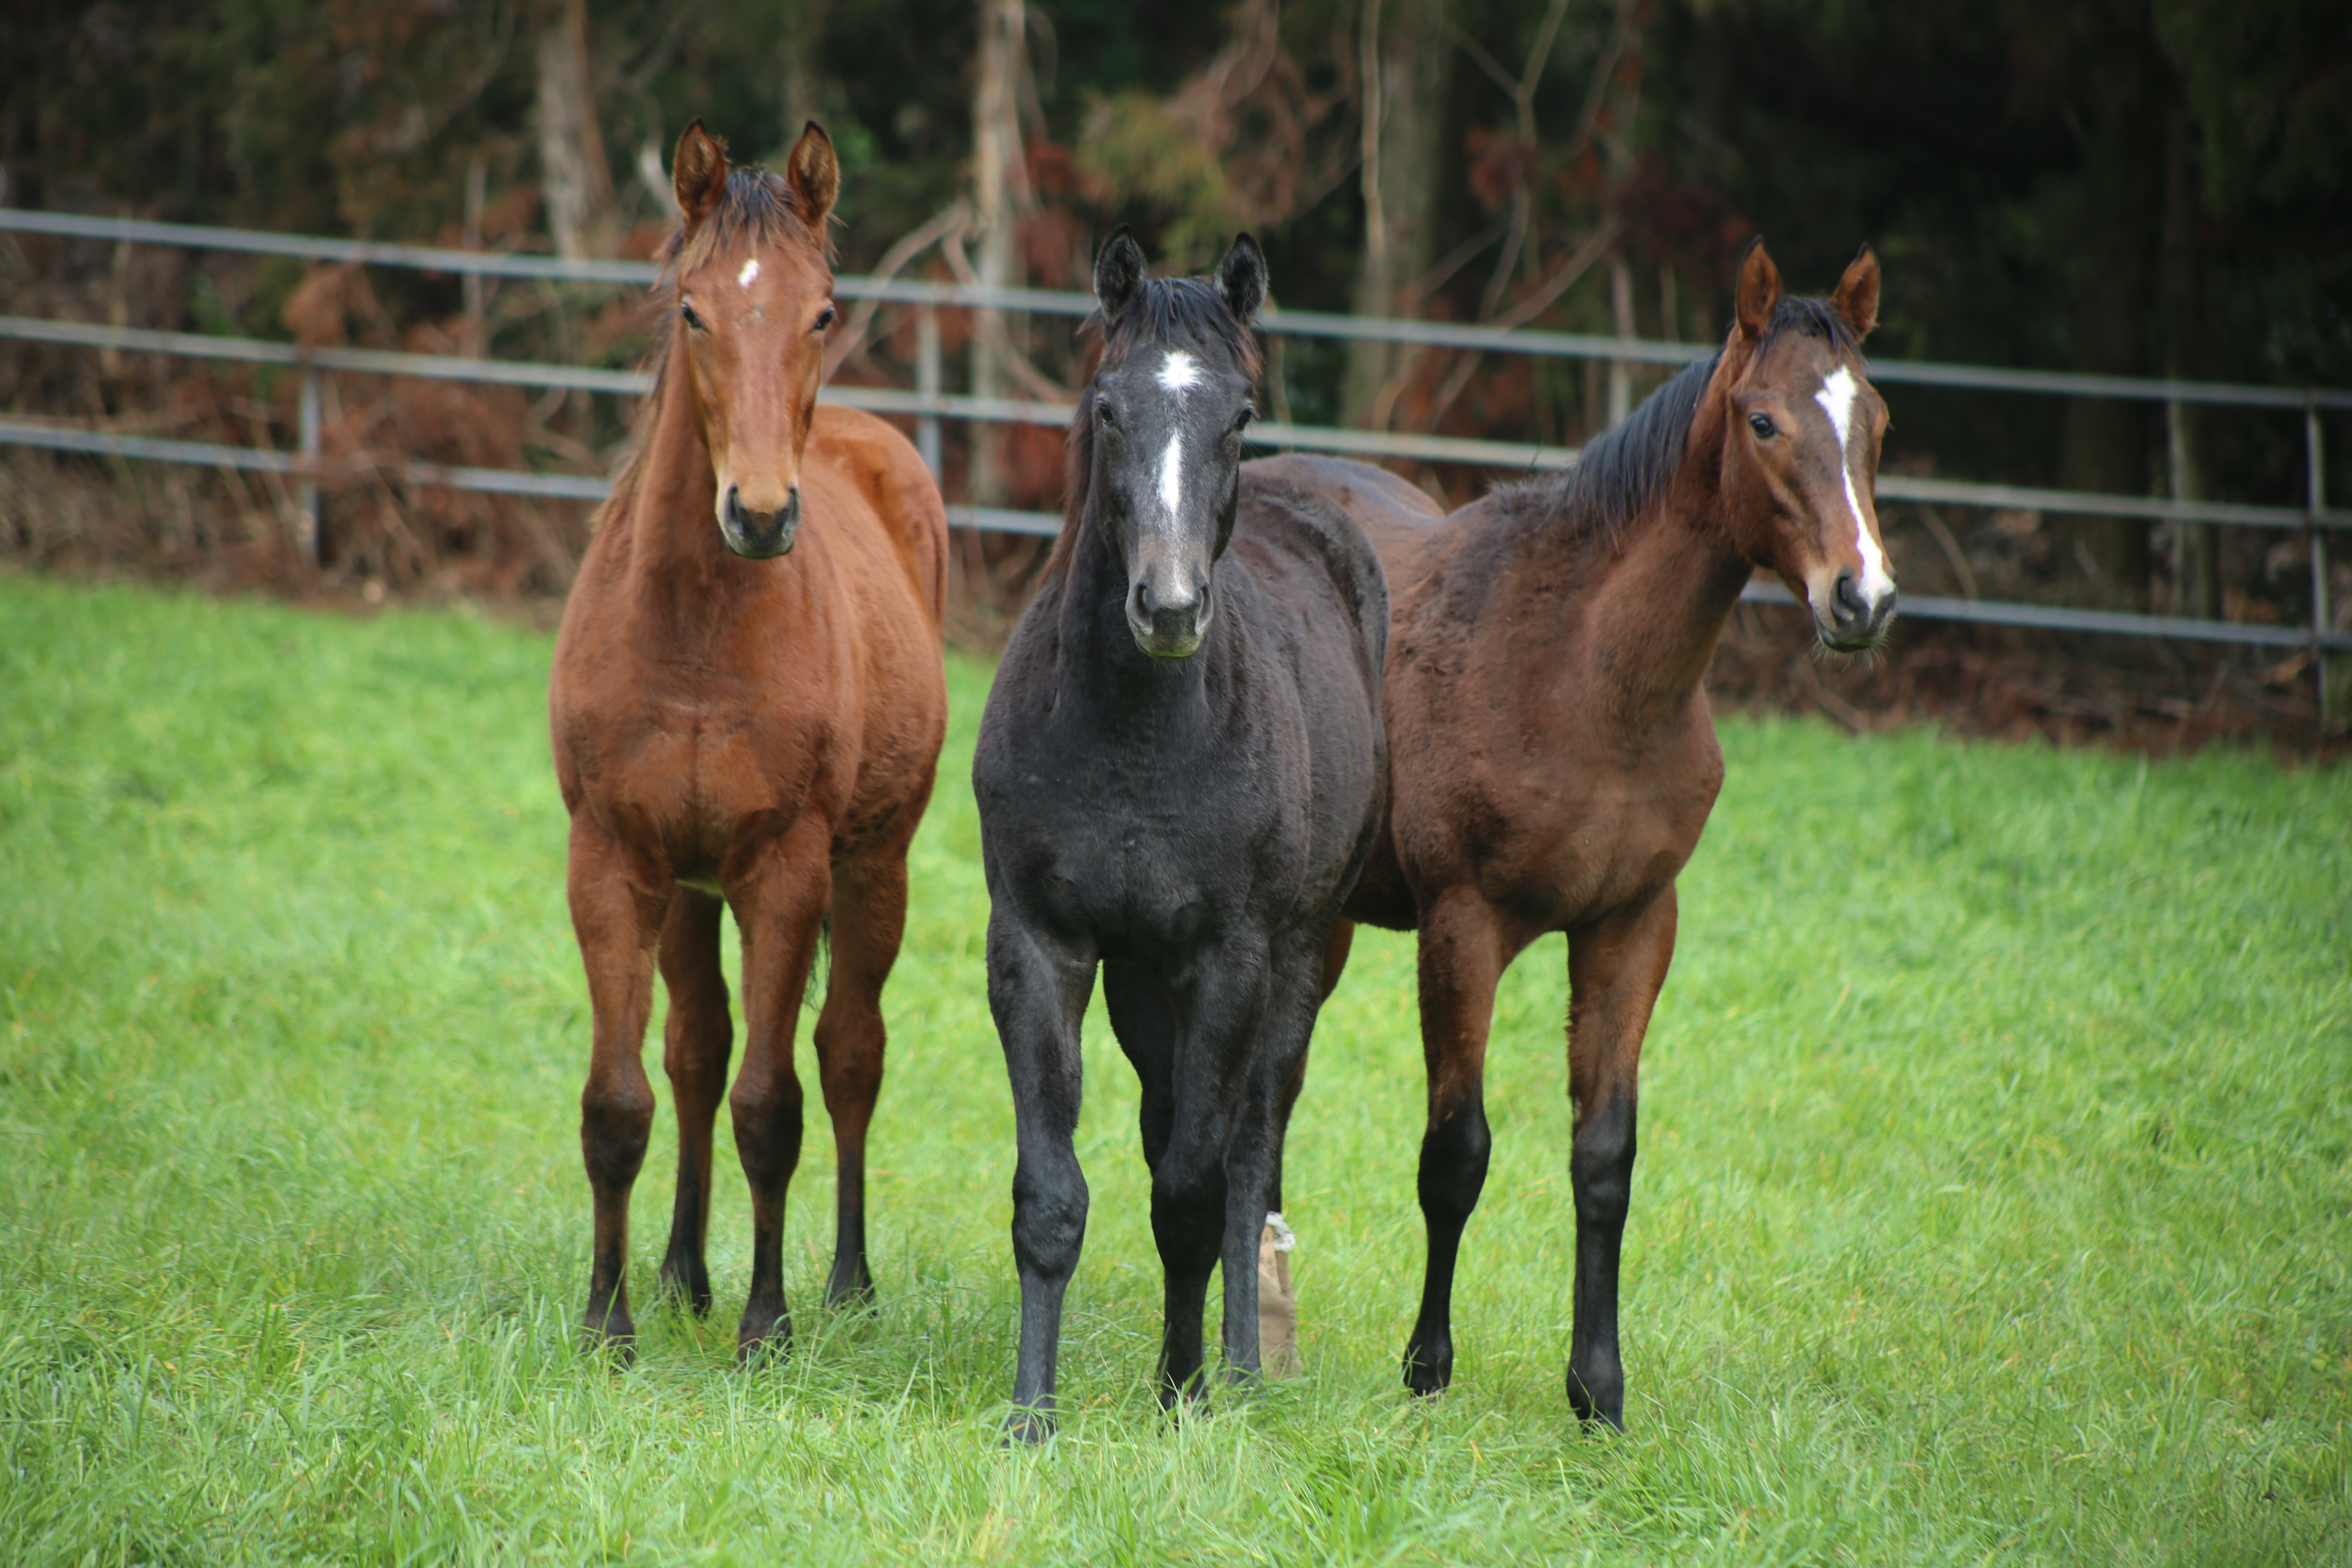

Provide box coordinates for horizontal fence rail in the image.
[2,208,2345,675]
[11,208,2352,410]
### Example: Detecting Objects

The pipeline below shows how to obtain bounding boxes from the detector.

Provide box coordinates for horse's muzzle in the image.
[1816,568,1897,653]
[720,483,801,559]
[1127,574,1211,659]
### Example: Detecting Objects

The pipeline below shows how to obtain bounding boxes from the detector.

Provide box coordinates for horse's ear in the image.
[784,120,838,229]
[1214,233,1267,326]
[1094,226,1147,318]
[673,120,728,228]
[1832,243,1880,341]
[1735,237,1781,342]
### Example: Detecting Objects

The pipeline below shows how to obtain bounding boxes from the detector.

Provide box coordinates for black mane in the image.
[1495,293,1862,554]
[1493,352,1717,556]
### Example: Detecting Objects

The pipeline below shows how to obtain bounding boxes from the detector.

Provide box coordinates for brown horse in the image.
[548,121,947,1361]
[1261,240,1894,1426]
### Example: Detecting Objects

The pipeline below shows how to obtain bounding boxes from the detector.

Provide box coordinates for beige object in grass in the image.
[1258,1212,1299,1378]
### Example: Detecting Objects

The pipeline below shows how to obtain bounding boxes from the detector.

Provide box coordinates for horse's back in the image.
[1234,457,1399,683]
[1245,454,1447,597]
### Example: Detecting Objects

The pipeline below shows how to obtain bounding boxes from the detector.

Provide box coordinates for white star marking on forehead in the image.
[737,257,760,289]
[1156,350,1201,394]
[1813,366,1894,603]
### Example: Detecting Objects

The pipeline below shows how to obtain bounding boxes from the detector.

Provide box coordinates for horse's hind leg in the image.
[811,847,910,1307]
[1403,889,1511,1396]
[567,819,666,1354]
[1221,930,1329,1382]
[1267,917,1355,1214]
[657,889,731,1315]
[1562,889,1676,1430]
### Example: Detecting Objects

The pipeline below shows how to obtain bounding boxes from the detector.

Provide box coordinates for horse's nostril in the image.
[1832,569,1866,625]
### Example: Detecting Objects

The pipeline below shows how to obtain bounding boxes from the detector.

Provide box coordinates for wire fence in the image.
[4,207,2346,687]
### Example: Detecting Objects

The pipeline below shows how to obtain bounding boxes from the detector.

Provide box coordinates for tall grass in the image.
[1,574,2345,1564]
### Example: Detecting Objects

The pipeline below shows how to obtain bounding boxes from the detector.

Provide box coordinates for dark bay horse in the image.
[973,231,1388,1434]
[548,121,948,1361]
[1268,240,1896,1427]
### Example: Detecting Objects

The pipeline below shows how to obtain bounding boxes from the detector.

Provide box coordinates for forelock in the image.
[661,169,832,281]
[1083,276,1261,382]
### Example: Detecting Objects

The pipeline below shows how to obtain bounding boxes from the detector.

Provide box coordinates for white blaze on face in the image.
[1813,365,1894,602]
[1158,430,1184,521]
[737,256,761,289]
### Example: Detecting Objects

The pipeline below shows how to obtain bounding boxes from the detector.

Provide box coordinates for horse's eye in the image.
[1234,404,1256,432]
[1748,412,1776,439]
[680,302,706,332]
[813,303,837,333]
[1096,397,1117,427]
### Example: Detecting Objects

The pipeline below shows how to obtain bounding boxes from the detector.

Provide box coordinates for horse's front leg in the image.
[656,888,731,1315]
[725,817,835,1363]
[566,817,670,1354]
[988,909,1096,1438]
[1154,937,1270,1406]
[811,843,915,1308]
[1563,887,1677,1430]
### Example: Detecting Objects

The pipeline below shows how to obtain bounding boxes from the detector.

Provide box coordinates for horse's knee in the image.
[1149,1152,1227,1264]
[581,1079,655,1185]
[1570,1092,1637,1227]
[664,1025,731,1103]
[815,1034,884,1120]
[1417,1099,1491,1224]
[1011,1162,1088,1281]
[729,1074,805,1185]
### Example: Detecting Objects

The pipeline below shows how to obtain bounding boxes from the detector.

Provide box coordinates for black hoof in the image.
[1402,1336,1452,1398]
[658,1258,714,1316]
[580,1310,636,1365]
[1003,1407,1056,1446]
[735,1305,793,1366]
[1566,1366,1624,1430]
[823,1262,875,1311]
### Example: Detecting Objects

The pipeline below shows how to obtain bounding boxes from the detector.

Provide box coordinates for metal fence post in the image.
[296,366,321,568]
[915,306,942,481]
[2310,396,2339,726]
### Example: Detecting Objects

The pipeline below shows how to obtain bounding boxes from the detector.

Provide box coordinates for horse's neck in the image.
[1049,499,1216,731]
[610,370,742,624]
[1544,435,1750,728]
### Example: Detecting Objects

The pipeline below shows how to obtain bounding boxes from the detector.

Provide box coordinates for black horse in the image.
[973,230,1389,1434]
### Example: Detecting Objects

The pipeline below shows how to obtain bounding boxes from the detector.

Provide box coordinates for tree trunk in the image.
[536,0,616,261]
[781,0,833,148]
[970,0,1026,505]
[2054,12,2164,604]
[2160,101,2214,620]
[1344,0,1453,428]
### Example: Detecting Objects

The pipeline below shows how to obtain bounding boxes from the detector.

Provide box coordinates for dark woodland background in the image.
[2,0,2348,744]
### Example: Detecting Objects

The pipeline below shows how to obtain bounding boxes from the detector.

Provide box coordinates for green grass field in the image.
[2,573,2347,1565]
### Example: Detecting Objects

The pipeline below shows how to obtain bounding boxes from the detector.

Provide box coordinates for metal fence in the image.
[4,207,2347,690]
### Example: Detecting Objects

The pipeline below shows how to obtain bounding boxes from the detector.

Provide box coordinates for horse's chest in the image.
[990,773,1285,951]
[569,686,829,836]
